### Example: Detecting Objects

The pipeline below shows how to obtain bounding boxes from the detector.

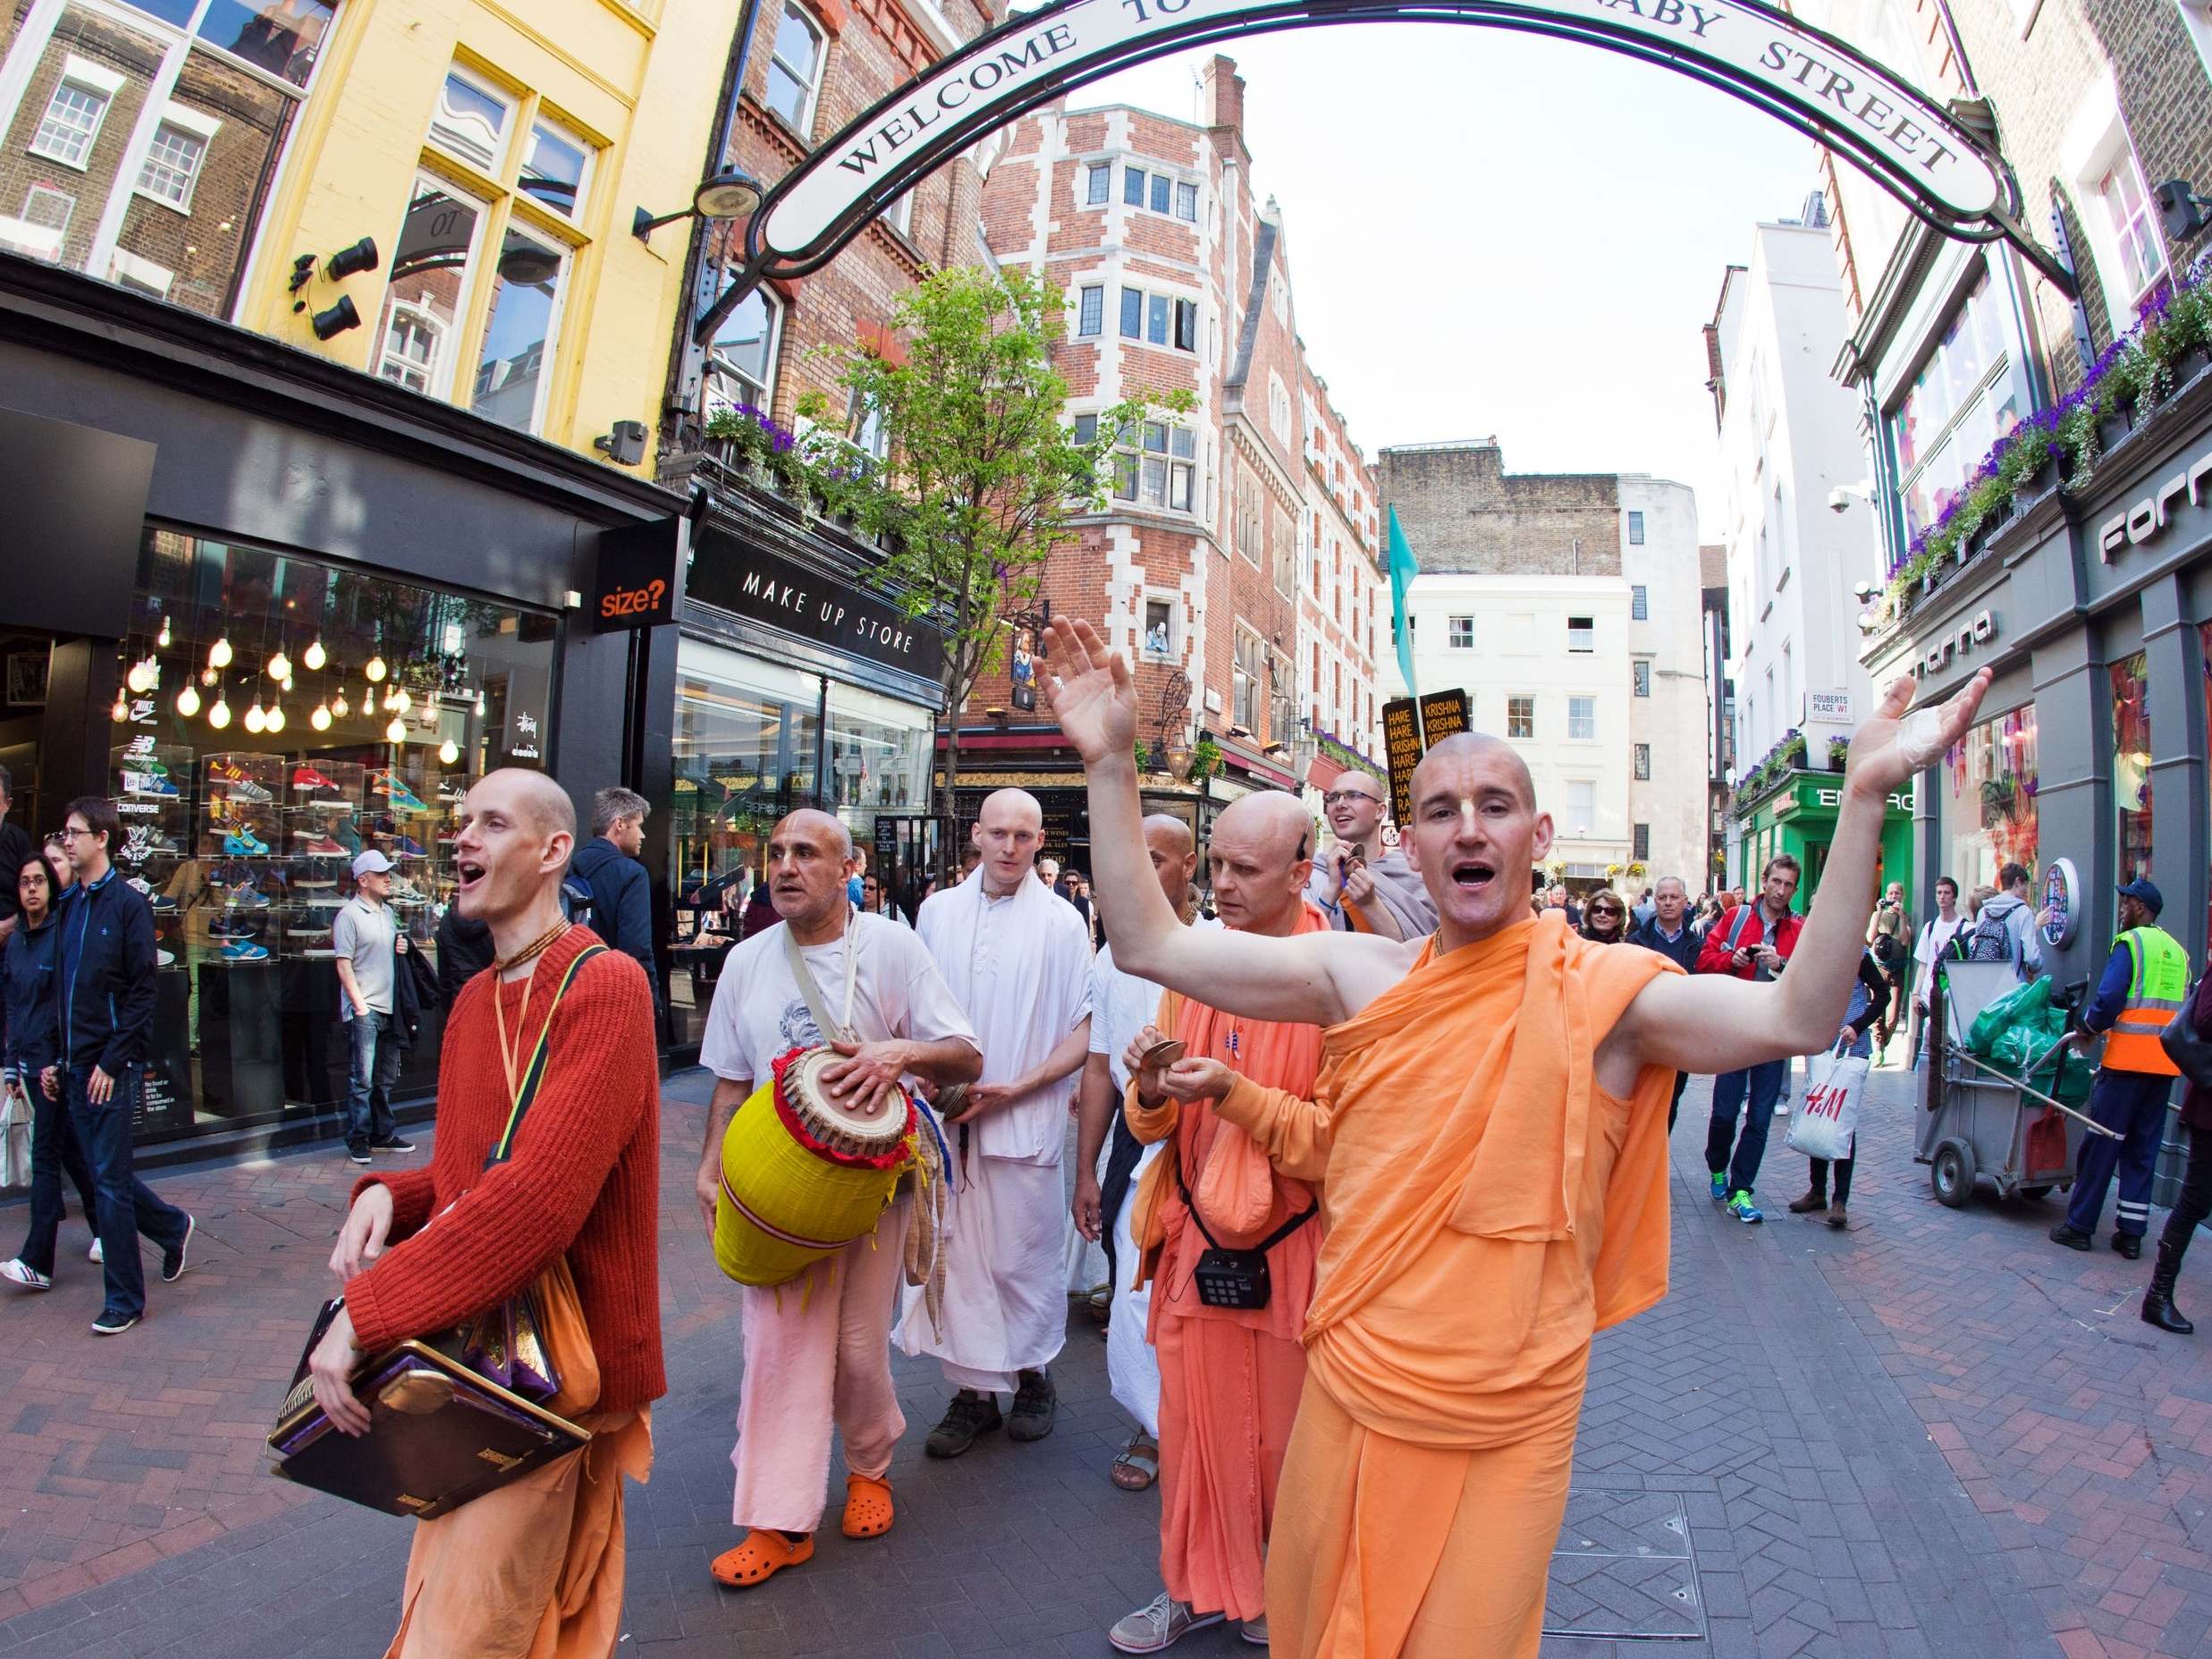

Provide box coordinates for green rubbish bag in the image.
[1988,1018,2092,1104]
[1969,976,2052,1055]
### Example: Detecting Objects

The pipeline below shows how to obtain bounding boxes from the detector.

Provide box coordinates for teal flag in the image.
[1387,505,1420,699]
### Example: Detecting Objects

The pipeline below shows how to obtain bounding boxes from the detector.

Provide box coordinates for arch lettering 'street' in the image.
[722,0,2042,308]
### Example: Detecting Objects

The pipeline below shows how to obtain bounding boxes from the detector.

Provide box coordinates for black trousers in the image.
[2159,1124,2211,1256]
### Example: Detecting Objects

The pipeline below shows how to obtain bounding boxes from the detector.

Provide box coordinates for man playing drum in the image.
[1042,615,1989,1658]
[896,788,1093,1452]
[694,808,980,1589]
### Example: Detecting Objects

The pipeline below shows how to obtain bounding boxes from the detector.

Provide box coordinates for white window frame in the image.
[1564,779,1596,834]
[2060,73,2169,334]
[376,295,444,393]
[1116,283,1197,352]
[705,285,781,415]
[426,63,515,175]
[28,54,124,172]
[1139,591,1179,661]
[469,220,570,436]
[1085,161,1110,206]
[1507,695,1535,740]
[1567,615,1595,654]
[1567,696,1597,741]
[132,101,220,215]
[884,188,912,239]
[109,246,173,297]
[1447,614,1473,650]
[376,170,491,402]
[1076,284,1102,337]
[763,0,826,140]
[1,181,74,259]
[519,115,594,224]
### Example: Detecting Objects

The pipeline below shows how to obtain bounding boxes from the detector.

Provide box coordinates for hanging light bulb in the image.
[475,688,486,715]
[332,689,350,718]
[126,658,156,694]
[417,700,436,730]
[209,636,233,669]
[157,616,172,648]
[266,699,286,734]
[365,654,387,682]
[175,682,201,718]
[391,689,411,715]
[110,690,129,723]
[385,715,407,743]
[361,681,374,711]
[243,697,266,734]
[266,648,291,681]
[201,665,218,686]
[311,701,333,732]
[209,691,232,730]
[281,674,294,695]
[302,637,326,672]
[439,738,460,766]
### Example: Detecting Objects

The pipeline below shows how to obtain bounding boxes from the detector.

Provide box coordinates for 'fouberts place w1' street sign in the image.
[747,0,2013,284]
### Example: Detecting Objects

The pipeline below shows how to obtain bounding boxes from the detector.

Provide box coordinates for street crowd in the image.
[2,624,2206,1659]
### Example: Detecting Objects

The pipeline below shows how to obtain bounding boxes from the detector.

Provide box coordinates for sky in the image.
[1072,27,1836,541]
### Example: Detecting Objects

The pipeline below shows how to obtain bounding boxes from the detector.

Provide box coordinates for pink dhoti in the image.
[730,1197,910,1533]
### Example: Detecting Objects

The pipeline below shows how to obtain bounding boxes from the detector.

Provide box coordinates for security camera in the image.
[1828,487,1853,513]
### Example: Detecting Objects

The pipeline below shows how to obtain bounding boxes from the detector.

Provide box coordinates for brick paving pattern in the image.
[0,1061,2207,1657]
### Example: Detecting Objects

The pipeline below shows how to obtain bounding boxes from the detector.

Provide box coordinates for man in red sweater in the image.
[309,768,663,1658]
[1693,855,1804,1223]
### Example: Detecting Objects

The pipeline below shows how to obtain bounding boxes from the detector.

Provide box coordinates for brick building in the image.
[1379,441,1710,897]
[957,54,1387,861]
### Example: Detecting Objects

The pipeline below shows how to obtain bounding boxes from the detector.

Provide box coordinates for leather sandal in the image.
[1110,1432,1160,1492]
[841,1472,895,1539]
[711,1528,814,1588]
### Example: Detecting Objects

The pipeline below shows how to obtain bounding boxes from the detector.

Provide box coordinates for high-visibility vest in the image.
[2101,925,2188,1075]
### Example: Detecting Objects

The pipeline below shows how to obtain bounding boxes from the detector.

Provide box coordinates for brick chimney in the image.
[1200,55,1244,138]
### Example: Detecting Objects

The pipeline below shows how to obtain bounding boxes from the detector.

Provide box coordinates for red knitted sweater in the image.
[345,925,665,1412]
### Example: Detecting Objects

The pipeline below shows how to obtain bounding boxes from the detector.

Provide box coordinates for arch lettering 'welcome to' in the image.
[744,0,2013,282]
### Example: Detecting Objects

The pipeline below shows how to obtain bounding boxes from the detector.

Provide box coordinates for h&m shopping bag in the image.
[1786,1041,1869,1163]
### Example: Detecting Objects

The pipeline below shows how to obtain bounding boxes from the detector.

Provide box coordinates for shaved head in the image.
[774,807,854,861]
[1142,813,1199,917]
[974,787,1044,893]
[1214,791,1313,863]
[767,808,857,928]
[980,788,1043,830]
[1410,732,1535,813]
[1143,812,1194,858]
[485,767,577,851]
[1207,790,1314,935]
[1400,730,1552,947]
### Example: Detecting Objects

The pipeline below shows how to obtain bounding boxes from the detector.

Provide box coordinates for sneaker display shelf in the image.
[196,752,288,1118]
[282,761,366,964]
[111,736,193,1135]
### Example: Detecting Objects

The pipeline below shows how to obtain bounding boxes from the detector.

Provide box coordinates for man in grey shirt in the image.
[333,850,412,1166]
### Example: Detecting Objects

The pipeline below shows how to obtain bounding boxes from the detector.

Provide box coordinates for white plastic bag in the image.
[0,1072,32,1190]
[1786,1041,1868,1162]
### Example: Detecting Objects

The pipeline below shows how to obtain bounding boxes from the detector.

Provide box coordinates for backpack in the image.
[1950,907,2014,965]
[560,869,595,929]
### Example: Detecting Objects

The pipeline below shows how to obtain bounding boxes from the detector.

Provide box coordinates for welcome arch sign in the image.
[701,0,2067,327]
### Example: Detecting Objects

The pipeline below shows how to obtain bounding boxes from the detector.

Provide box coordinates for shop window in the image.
[827,679,931,822]
[1085,162,1109,205]
[519,119,591,221]
[705,286,780,414]
[1567,615,1594,653]
[1569,696,1596,741]
[2110,652,2152,883]
[1507,695,1534,740]
[764,1,825,139]
[1448,615,1473,650]
[109,527,553,1146]
[1076,284,1102,337]
[427,66,512,173]
[1885,267,2027,541]
[1940,704,2039,893]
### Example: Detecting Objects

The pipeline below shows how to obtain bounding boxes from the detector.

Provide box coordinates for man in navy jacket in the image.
[1626,876,1703,1130]
[570,787,663,1016]
[48,797,192,1335]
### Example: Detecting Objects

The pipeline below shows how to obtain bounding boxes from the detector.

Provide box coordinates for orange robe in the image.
[1123,902,1328,1623]
[1214,913,1679,1658]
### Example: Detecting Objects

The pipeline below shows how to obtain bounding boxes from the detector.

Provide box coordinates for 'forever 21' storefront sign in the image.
[688,526,944,684]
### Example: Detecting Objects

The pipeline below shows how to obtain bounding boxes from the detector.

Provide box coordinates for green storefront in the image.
[1734,771,1916,907]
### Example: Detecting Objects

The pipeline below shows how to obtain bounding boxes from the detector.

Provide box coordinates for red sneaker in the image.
[292,766,339,793]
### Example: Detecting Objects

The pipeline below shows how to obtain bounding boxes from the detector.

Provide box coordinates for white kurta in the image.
[897,870,1093,1390]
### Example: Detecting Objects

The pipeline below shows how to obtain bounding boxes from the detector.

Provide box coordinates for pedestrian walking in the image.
[1579,893,1628,944]
[1867,881,1911,1060]
[45,798,194,1334]
[1908,876,1967,1068]
[1626,876,1701,1130]
[1072,817,1211,1497]
[1106,793,1325,1655]
[433,901,494,1011]
[569,786,661,1011]
[0,765,31,954]
[1041,612,1989,1659]
[897,790,1093,1456]
[1306,772,1437,939]
[333,849,413,1167]
[2049,879,2183,1259]
[2140,967,2212,1333]
[1952,862,2044,981]
[308,769,663,1655]
[1,850,102,1288]
[693,809,980,1590]
[1695,855,1804,1223]
[1785,945,1891,1229]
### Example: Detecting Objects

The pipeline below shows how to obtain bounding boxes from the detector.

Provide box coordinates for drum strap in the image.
[783,905,861,1045]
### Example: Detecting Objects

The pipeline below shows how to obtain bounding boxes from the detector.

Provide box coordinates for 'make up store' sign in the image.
[686,522,945,685]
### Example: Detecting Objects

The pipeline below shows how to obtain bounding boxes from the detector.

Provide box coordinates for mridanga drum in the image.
[714,1045,944,1289]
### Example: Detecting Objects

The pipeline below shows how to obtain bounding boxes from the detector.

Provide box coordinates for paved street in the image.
[1,1061,2208,1658]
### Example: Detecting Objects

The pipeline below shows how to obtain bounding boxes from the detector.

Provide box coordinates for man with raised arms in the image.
[1041,615,1988,1658]
[896,788,1093,1452]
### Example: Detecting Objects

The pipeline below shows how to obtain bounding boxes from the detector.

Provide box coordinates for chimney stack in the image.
[1200,55,1245,137]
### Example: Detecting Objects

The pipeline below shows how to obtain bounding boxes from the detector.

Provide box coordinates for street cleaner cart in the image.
[1918,961,2117,1207]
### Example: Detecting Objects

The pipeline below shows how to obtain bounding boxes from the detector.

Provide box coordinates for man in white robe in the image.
[899,789,1093,1452]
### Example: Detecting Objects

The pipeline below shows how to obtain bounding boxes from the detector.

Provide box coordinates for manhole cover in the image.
[1543,1488,1703,1641]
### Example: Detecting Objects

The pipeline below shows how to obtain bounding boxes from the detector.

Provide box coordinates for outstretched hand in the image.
[1844,669,1991,800]
[1041,617,1137,765]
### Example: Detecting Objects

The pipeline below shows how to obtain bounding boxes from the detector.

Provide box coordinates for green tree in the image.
[821,264,1183,868]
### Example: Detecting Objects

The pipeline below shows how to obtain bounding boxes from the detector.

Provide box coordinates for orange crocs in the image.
[710,1528,814,1588]
[841,1472,895,1539]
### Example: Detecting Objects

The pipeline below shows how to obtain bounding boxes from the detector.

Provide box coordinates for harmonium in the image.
[267,1299,589,1519]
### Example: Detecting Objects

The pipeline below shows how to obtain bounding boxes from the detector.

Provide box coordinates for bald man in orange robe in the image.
[1043,616,1989,1657]
[1107,791,1328,1655]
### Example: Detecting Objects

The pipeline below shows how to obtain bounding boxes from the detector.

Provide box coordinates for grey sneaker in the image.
[1241,1612,1270,1646]
[1109,1593,1225,1654]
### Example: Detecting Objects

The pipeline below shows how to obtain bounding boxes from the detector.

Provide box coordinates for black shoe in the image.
[1009,1367,1057,1442]
[2047,1223,2093,1251]
[2143,1234,2196,1335]
[369,1134,417,1154]
[2110,1232,2142,1261]
[2143,1289,2195,1334]
[161,1215,194,1283]
[924,1391,1002,1459]
[346,1146,371,1166]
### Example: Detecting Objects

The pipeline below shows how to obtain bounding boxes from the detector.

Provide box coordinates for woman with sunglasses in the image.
[1579,893,1629,944]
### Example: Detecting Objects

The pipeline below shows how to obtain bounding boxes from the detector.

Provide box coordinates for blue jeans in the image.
[344,1009,401,1152]
[67,1063,190,1322]
[11,1071,100,1277]
[2064,1068,2173,1238]
[1706,1058,1786,1196]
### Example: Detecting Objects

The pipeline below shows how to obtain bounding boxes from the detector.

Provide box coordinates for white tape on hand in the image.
[1895,707,1946,771]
